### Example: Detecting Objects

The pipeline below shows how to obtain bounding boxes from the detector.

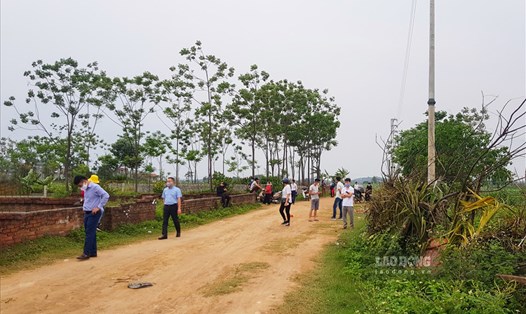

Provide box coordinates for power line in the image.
[397,0,418,119]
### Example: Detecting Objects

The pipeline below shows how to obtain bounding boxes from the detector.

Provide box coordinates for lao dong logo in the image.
[375,255,432,268]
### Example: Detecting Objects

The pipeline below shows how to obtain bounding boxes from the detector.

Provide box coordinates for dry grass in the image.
[260,234,312,254]
[199,262,270,297]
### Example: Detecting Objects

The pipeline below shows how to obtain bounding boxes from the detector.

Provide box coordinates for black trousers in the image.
[221,194,231,207]
[264,193,273,204]
[162,204,181,236]
[279,201,291,223]
[291,191,298,203]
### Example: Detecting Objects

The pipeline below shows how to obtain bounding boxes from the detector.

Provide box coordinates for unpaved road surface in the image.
[1,198,347,314]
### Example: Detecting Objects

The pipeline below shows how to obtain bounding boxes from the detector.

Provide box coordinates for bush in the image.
[152,180,166,194]
[341,229,523,313]
[48,182,70,198]
[438,239,520,286]
[488,187,525,207]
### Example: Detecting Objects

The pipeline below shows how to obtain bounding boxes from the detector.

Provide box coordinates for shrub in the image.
[48,182,70,198]
[438,239,520,286]
[341,229,523,313]
[152,180,166,194]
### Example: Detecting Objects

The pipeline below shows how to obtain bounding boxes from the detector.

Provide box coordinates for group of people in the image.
[249,176,355,229]
[249,177,299,205]
[72,173,359,261]
[72,175,183,261]
[329,177,355,229]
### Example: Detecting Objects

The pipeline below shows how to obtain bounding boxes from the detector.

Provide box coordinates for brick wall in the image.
[180,193,256,214]
[0,193,254,247]
[0,207,84,247]
[102,200,155,231]
[0,197,81,212]
[0,198,156,247]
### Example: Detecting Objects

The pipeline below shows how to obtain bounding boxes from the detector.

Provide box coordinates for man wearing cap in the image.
[73,175,110,260]
[308,178,321,222]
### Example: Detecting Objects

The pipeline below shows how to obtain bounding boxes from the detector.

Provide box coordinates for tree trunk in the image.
[159,155,164,181]
[65,136,72,192]
[174,138,179,185]
[252,139,256,178]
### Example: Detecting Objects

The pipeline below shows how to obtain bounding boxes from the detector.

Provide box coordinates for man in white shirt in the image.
[279,178,292,226]
[331,176,344,220]
[341,178,355,229]
[250,177,262,201]
[308,178,321,222]
[290,179,298,204]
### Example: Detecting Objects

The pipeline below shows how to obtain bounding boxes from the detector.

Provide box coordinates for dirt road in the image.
[1,198,347,314]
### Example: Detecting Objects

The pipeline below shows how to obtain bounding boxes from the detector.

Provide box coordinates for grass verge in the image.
[0,203,262,276]
[271,214,367,314]
[272,211,524,313]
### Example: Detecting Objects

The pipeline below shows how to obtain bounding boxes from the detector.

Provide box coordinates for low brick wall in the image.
[101,200,155,231]
[0,196,81,212]
[0,193,254,247]
[0,207,84,247]
[181,193,256,214]
[0,198,156,247]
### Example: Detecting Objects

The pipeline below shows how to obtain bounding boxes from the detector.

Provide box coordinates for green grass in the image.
[271,214,367,314]
[0,203,262,276]
[272,212,523,314]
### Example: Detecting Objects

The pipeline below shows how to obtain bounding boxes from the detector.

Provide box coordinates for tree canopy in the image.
[2,42,342,192]
[393,107,512,188]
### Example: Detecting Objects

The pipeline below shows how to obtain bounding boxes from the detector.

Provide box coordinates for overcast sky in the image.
[1,0,525,179]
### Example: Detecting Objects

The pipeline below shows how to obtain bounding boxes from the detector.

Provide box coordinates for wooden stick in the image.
[497,274,526,285]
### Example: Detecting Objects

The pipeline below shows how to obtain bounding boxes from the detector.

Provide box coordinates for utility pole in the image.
[387,118,399,180]
[427,0,436,184]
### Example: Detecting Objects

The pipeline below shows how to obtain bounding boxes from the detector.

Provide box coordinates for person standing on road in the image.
[331,176,344,220]
[290,179,298,204]
[88,174,105,231]
[74,175,110,260]
[308,178,321,222]
[264,181,273,205]
[279,178,292,226]
[159,177,182,239]
[341,178,355,229]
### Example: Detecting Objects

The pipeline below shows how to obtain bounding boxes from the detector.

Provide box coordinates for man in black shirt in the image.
[216,182,231,207]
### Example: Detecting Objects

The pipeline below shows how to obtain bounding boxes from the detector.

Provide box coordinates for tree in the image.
[178,41,235,190]
[106,72,160,192]
[3,58,109,190]
[228,64,270,178]
[143,131,169,180]
[95,154,120,180]
[335,167,350,179]
[393,107,512,189]
[156,76,193,184]
[109,136,142,179]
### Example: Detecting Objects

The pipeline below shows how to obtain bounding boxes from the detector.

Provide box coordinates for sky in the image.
[1,0,525,180]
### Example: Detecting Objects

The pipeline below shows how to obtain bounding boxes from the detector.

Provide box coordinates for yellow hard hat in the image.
[89,174,100,184]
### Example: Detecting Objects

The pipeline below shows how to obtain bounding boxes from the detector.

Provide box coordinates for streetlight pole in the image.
[427,0,436,184]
